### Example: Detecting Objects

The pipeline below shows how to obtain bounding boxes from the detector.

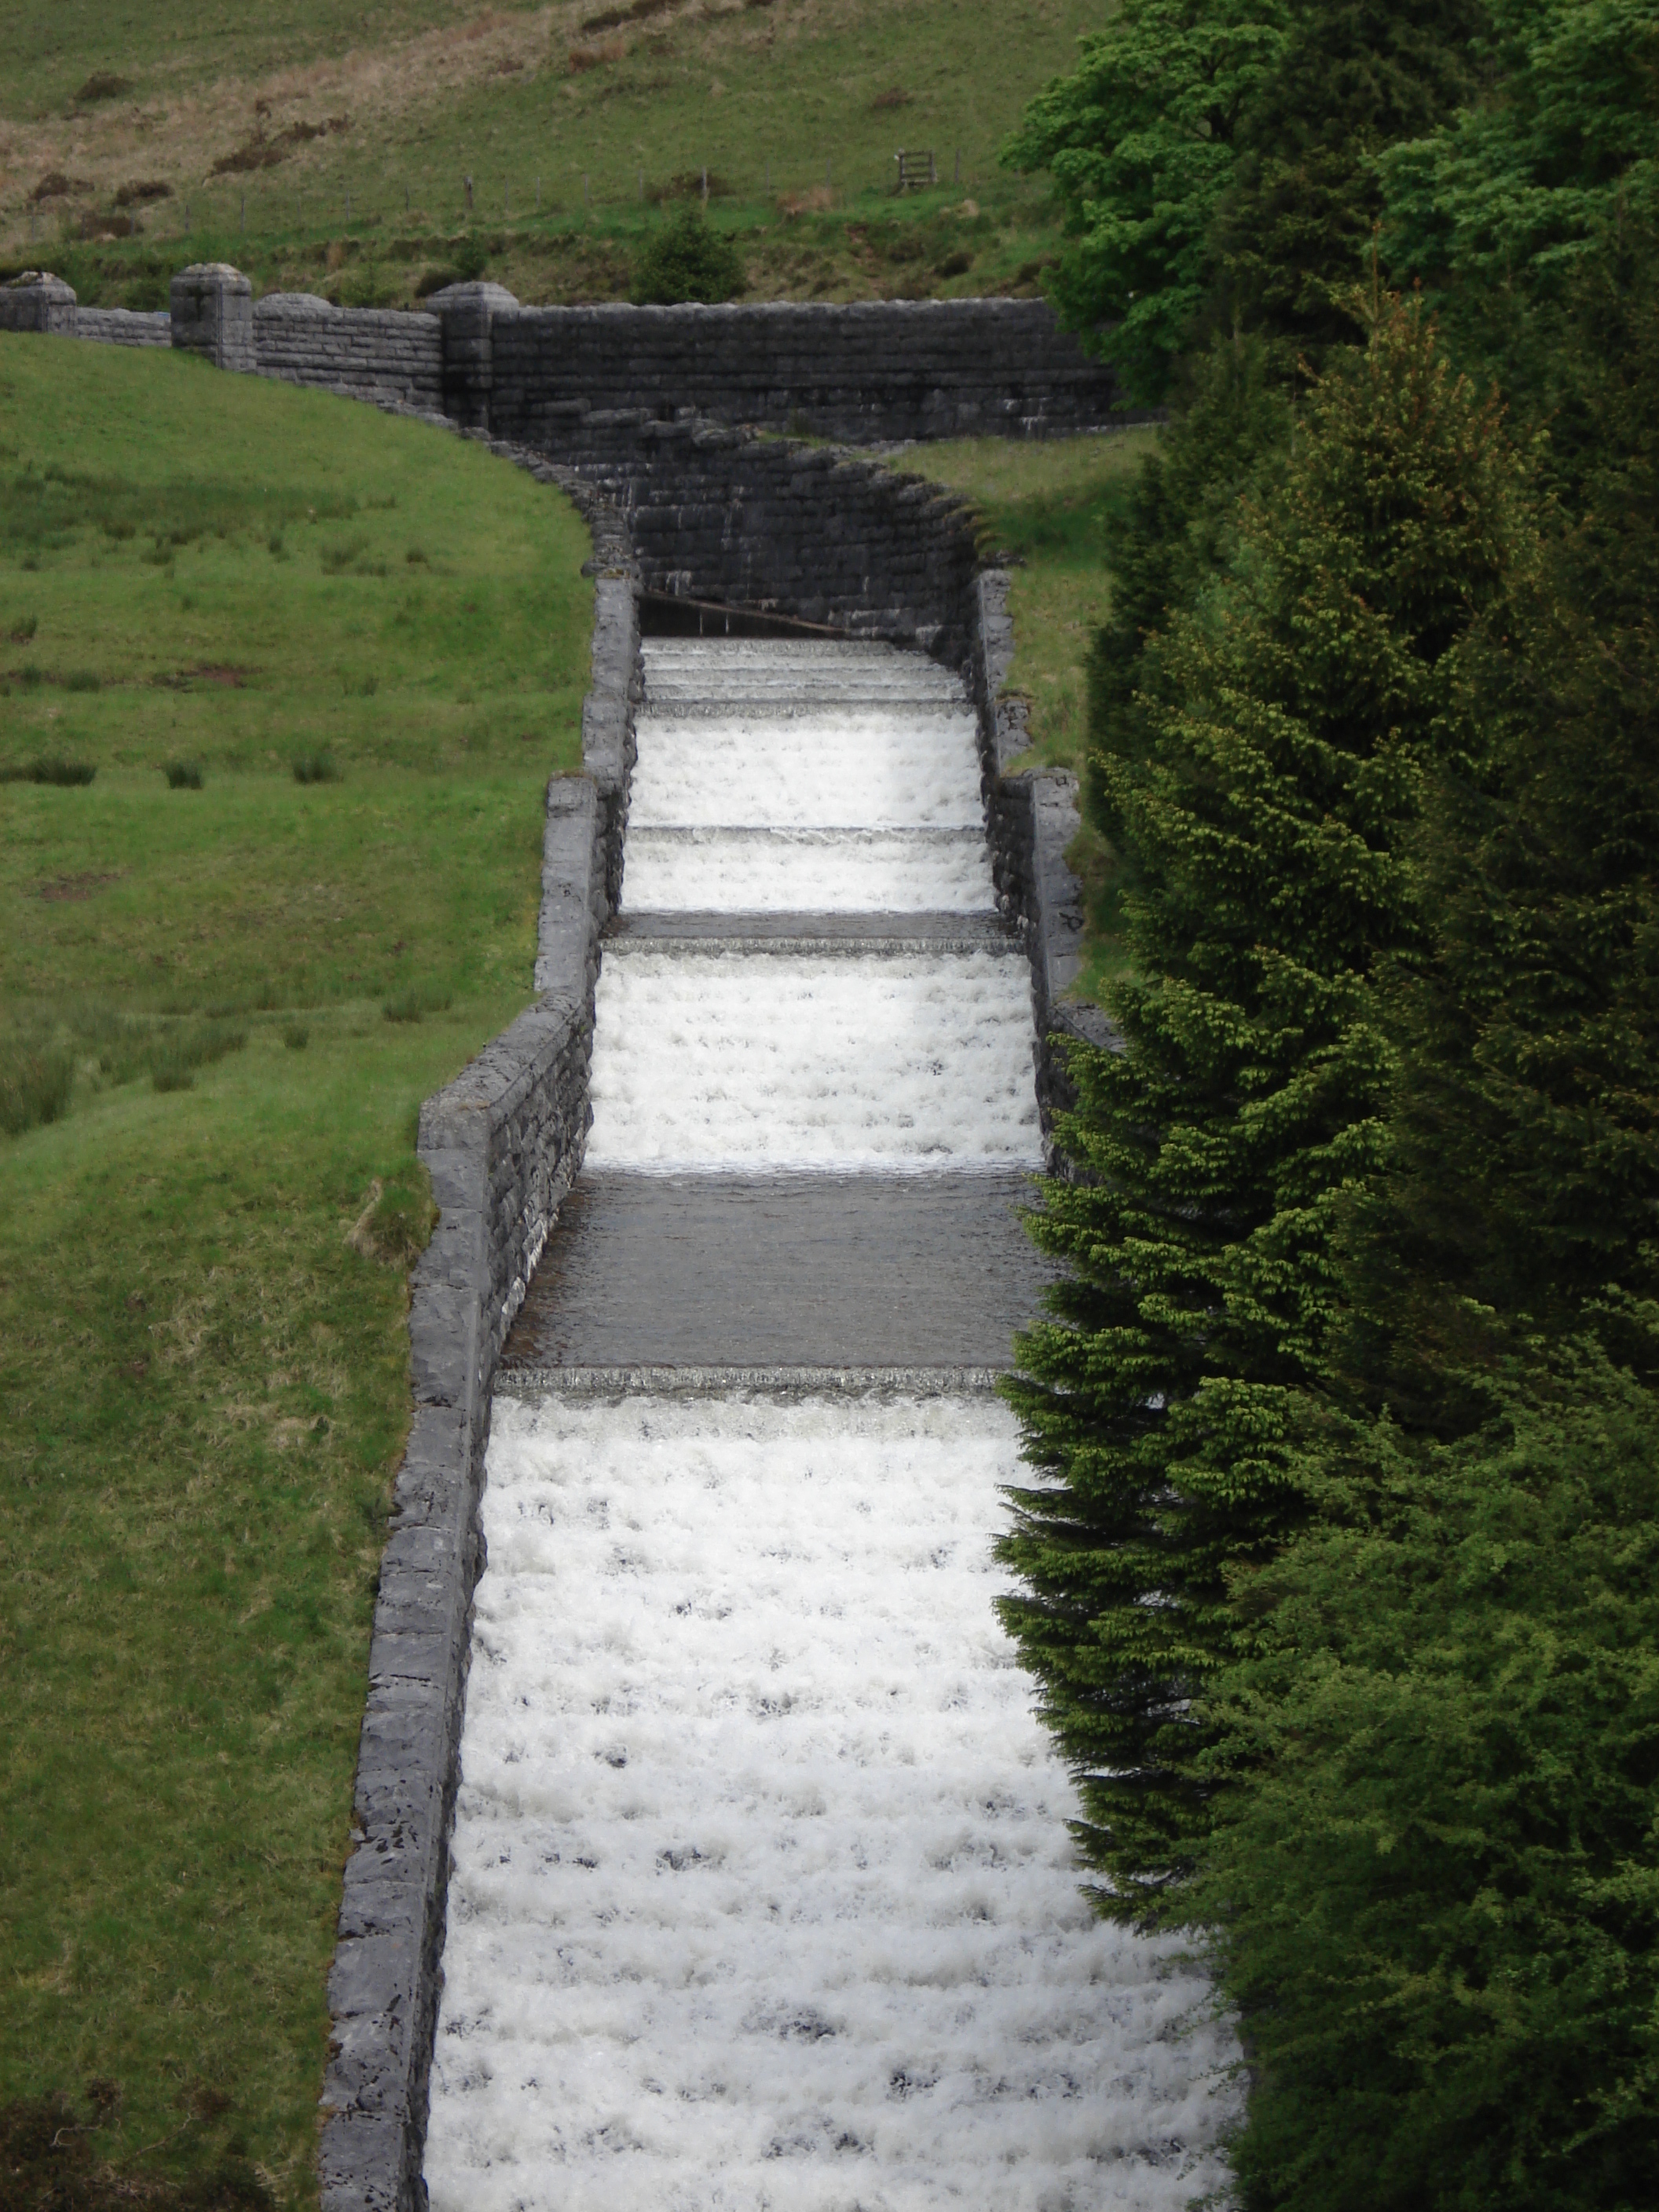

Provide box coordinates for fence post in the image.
[464,174,474,213]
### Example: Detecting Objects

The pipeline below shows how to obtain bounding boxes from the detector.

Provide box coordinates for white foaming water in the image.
[642,637,966,709]
[585,951,1042,1171]
[622,828,995,914]
[426,1395,1236,2212]
[628,711,986,830]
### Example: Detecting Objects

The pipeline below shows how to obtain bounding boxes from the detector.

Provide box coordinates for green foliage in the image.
[1192,1339,1659,2211]
[998,299,1529,1910]
[1214,0,1492,353]
[1339,225,1659,1419]
[1002,0,1291,403]
[1382,0,1659,300]
[1084,329,1291,843]
[164,760,203,789]
[629,203,747,306]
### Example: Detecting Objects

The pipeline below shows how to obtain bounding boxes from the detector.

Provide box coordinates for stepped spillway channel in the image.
[424,639,1236,2207]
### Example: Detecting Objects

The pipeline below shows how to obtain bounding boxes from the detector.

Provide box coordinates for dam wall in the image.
[2,265,1134,441]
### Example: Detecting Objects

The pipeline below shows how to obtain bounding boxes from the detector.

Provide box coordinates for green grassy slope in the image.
[0,335,591,2206]
[3,0,1108,306]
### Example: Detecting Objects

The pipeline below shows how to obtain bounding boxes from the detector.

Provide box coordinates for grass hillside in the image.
[0,334,591,2207]
[1,0,1106,306]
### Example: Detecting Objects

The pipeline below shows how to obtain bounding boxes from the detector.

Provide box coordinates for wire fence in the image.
[16,148,977,252]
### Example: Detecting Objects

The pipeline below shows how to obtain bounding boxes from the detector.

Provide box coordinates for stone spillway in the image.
[423,640,1233,2208]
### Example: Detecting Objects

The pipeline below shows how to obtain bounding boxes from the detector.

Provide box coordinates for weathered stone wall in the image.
[75,306,172,347]
[485,296,1131,443]
[0,272,77,335]
[557,408,983,657]
[317,525,639,2212]
[254,293,445,411]
[9,265,1139,448]
[970,568,1115,1141]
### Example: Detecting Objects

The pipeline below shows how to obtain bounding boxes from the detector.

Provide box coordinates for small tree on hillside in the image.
[630,203,746,306]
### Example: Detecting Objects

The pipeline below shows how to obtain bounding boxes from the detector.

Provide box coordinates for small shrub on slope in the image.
[630,203,746,305]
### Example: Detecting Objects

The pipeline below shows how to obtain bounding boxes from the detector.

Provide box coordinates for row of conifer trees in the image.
[998,2,1659,2203]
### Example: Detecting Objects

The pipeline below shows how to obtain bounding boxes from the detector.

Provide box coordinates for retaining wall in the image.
[3,266,1137,445]
[485,296,1129,443]
[255,292,445,411]
[554,408,983,657]
[316,541,640,2212]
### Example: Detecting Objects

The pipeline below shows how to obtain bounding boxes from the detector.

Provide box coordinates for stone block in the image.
[0,271,77,335]
[170,262,255,372]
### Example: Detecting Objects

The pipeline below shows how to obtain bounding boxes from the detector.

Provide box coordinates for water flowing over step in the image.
[426,637,1233,2208]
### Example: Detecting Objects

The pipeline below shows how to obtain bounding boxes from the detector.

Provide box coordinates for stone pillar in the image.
[424,280,518,432]
[0,272,78,336]
[169,262,256,371]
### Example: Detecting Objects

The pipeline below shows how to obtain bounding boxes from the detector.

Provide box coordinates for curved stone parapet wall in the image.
[4,266,1141,443]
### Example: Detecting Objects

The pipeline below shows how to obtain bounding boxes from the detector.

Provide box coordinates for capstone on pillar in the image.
[0,272,79,336]
[424,280,519,432]
[169,262,256,372]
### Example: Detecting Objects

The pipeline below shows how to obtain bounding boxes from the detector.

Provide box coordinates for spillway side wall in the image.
[316,555,639,2212]
[547,410,984,658]
[971,568,1116,1140]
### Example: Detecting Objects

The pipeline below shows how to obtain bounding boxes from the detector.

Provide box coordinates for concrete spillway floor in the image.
[427,639,1236,2208]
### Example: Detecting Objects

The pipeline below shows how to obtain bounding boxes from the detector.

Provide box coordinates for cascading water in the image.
[423,637,1236,2208]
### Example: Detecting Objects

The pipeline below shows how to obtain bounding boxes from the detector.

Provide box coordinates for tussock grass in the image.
[0,1037,75,1134]
[0,333,590,2204]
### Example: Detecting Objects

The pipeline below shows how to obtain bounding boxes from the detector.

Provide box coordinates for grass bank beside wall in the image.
[891,427,1157,996]
[0,334,591,2206]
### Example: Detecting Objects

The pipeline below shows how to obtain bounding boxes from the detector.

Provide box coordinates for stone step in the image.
[604,910,1020,955]
[500,1170,1057,1372]
[499,1363,1004,1397]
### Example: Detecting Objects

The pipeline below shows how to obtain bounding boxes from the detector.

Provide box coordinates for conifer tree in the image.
[1339,228,1659,1414]
[998,298,1530,1912]
[1214,0,1491,354]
